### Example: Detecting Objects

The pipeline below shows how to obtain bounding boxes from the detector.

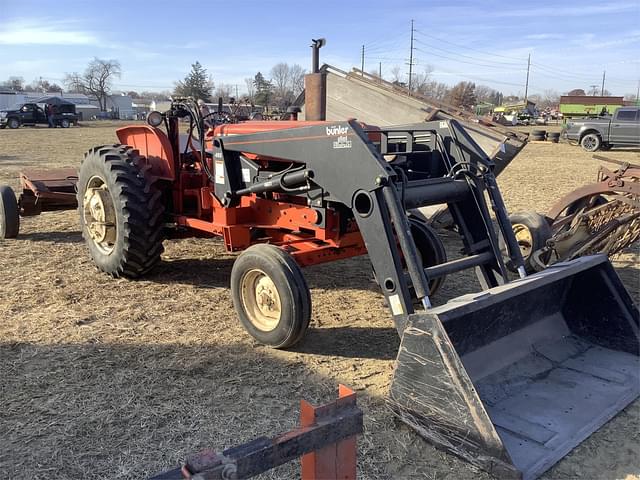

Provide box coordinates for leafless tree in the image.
[412,66,434,94]
[390,66,403,84]
[244,77,256,105]
[289,64,305,96]
[269,62,306,109]
[26,78,62,93]
[140,90,172,101]
[474,85,495,103]
[539,89,560,109]
[420,80,450,101]
[0,76,25,91]
[65,58,121,111]
[271,62,291,109]
[214,83,233,103]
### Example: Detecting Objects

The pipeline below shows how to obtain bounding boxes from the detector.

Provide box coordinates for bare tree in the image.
[413,66,434,94]
[244,77,256,105]
[567,88,586,96]
[587,85,600,96]
[539,89,559,109]
[474,85,495,103]
[390,66,403,85]
[289,64,305,96]
[140,90,172,101]
[0,76,25,91]
[270,62,291,109]
[65,58,121,111]
[214,83,233,103]
[269,62,306,109]
[26,78,63,93]
[422,80,450,101]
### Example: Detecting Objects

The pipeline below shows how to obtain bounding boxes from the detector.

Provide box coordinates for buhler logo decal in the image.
[326,125,348,136]
[326,124,352,149]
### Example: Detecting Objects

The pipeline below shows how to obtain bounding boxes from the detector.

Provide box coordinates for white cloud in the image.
[493,2,638,18]
[0,19,99,45]
[525,33,565,40]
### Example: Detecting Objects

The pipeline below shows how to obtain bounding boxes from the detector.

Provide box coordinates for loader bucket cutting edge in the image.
[389,255,639,480]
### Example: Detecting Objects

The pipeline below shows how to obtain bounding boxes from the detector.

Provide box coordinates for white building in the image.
[0,91,92,110]
[103,94,134,119]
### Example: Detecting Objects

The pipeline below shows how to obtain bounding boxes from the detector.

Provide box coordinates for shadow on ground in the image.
[295,326,399,360]
[18,231,83,244]
[0,341,357,480]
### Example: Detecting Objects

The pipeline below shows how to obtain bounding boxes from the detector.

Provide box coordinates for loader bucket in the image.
[389,255,639,480]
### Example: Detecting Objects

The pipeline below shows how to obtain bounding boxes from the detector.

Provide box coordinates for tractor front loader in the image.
[1,98,637,479]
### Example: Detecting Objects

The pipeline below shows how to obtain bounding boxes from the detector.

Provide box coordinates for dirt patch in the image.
[1,123,638,479]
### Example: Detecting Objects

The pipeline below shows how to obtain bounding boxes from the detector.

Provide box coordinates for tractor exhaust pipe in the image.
[305,38,327,121]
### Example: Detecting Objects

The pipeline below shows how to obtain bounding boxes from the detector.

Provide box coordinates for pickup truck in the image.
[0,103,78,129]
[563,106,640,151]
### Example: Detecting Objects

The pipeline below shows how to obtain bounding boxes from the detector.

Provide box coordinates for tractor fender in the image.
[116,125,175,181]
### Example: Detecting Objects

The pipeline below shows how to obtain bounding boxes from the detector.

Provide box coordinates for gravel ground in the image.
[0,122,638,479]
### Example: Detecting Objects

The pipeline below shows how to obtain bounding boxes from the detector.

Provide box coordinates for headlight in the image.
[0,112,7,118]
[147,111,163,127]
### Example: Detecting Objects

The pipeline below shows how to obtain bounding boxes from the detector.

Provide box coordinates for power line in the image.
[413,28,527,62]
[413,24,634,89]
[431,67,529,88]
[414,37,523,67]
[414,47,525,72]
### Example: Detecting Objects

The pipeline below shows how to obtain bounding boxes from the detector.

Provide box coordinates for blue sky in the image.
[1,0,639,97]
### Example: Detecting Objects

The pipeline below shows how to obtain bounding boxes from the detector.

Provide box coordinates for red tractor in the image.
[75,99,457,347]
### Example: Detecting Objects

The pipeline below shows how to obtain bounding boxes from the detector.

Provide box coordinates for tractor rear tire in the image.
[231,244,311,349]
[0,185,20,238]
[501,211,552,274]
[77,144,165,278]
[410,218,447,295]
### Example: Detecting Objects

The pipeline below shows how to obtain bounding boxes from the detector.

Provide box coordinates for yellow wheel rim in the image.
[512,223,534,258]
[240,269,282,331]
[82,175,117,255]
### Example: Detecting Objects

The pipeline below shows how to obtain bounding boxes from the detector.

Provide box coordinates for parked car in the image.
[0,103,78,129]
[563,106,640,151]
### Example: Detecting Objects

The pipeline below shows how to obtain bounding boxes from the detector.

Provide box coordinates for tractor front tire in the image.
[502,211,552,274]
[77,144,165,278]
[231,244,311,349]
[410,218,447,295]
[0,185,20,238]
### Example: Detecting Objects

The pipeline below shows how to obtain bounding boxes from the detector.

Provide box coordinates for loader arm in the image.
[216,119,525,331]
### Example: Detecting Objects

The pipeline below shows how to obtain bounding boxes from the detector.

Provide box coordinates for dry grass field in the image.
[1,122,638,480]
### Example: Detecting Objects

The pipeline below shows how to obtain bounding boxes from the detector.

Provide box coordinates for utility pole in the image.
[524,53,531,102]
[408,19,415,94]
[601,70,606,96]
[379,62,382,82]
[636,79,640,103]
[361,45,365,76]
